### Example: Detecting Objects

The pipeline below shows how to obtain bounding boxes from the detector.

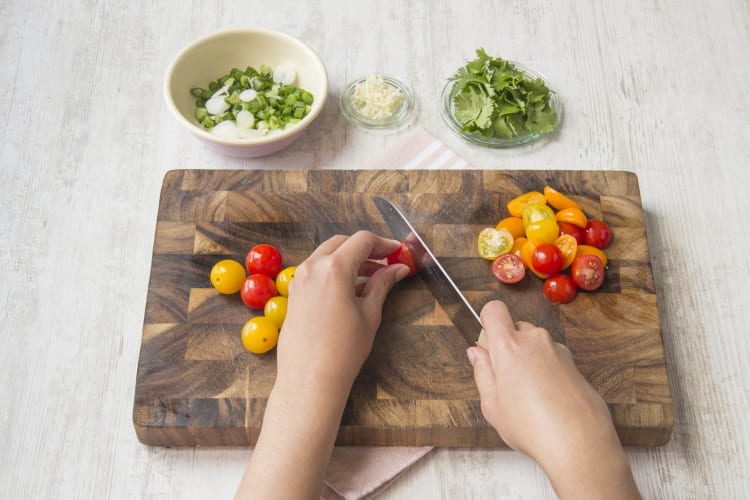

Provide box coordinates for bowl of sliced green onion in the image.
[165,28,328,158]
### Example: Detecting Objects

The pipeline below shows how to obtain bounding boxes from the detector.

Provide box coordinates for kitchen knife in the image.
[373,196,487,347]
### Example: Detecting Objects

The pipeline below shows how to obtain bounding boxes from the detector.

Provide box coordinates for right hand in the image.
[467,300,641,500]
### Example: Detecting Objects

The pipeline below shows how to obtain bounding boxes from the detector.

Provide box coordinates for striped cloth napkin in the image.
[321,127,469,500]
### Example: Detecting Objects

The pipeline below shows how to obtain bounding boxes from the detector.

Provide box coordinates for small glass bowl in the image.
[440,63,562,149]
[340,74,416,132]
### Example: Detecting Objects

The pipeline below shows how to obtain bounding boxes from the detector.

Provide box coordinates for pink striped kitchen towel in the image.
[321,127,470,500]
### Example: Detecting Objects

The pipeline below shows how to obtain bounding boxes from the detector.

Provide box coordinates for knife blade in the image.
[373,196,485,346]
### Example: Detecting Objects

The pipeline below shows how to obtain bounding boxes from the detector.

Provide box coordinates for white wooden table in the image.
[2,0,748,498]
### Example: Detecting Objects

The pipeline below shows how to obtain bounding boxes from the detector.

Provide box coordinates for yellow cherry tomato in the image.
[241,316,279,354]
[275,266,296,297]
[495,217,525,239]
[263,296,288,328]
[576,244,608,267]
[209,259,246,294]
[507,191,546,218]
[522,204,556,228]
[510,237,527,257]
[525,219,560,245]
[554,234,578,269]
[520,240,549,279]
[544,185,582,211]
[555,207,588,228]
[477,227,514,260]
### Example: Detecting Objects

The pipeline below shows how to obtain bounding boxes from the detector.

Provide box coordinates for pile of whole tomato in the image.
[477,186,612,304]
[209,243,296,354]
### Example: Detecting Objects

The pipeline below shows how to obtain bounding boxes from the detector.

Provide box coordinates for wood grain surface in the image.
[3,0,749,498]
[134,169,672,447]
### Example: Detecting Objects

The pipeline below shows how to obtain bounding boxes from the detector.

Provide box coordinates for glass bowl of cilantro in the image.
[441,49,562,148]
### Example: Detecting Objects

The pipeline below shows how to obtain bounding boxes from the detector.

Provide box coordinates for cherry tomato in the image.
[245,244,283,278]
[532,243,564,274]
[495,217,525,239]
[583,219,613,249]
[478,227,514,260]
[386,242,417,276]
[543,186,581,211]
[543,274,578,304]
[507,191,546,218]
[555,207,588,228]
[241,316,279,354]
[492,253,525,284]
[558,221,584,244]
[209,259,247,294]
[522,204,555,228]
[240,274,278,309]
[525,219,559,244]
[554,234,578,269]
[510,237,527,257]
[275,266,296,297]
[576,244,608,267]
[263,296,288,328]
[571,255,605,291]
[520,240,549,279]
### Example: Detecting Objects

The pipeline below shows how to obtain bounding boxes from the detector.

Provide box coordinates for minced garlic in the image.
[349,74,406,120]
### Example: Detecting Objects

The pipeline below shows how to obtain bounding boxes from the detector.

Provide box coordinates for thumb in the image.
[467,346,498,416]
[361,263,409,310]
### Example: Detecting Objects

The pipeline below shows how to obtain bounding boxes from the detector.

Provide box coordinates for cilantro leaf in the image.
[453,88,495,130]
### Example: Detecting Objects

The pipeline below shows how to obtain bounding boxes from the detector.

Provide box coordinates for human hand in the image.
[466,300,640,500]
[276,230,410,399]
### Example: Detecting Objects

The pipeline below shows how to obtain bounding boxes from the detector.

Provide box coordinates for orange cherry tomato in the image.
[576,244,608,267]
[496,217,525,239]
[554,234,578,269]
[510,237,527,257]
[507,191,546,218]
[520,240,549,279]
[525,219,560,245]
[544,186,581,211]
[555,207,588,228]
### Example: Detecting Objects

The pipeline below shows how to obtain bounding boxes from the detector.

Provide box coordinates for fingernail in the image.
[466,348,476,365]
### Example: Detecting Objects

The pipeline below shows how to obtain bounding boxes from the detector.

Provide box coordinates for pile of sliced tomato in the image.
[209,243,296,354]
[478,186,613,304]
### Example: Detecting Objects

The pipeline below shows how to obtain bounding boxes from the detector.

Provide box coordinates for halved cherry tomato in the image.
[555,207,588,228]
[558,221,584,244]
[507,191,546,218]
[477,227,514,260]
[532,243,564,274]
[543,274,578,304]
[544,186,581,211]
[576,244,608,267]
[240,274,278,309]
[522,204,556,228]
[554,234,578,269]
[495,217,525,239]
[583,219,613,249]
[571,254,605,291]
[510,237,527,257]
[520,240,549,279]
[246,244,283,279]
[525,219,560,245]
[492,253,526,284]
[386,242,417,277]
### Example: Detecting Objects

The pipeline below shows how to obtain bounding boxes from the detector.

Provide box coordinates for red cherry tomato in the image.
[531,243,564,274]
[582,220,613,249]
[492,253,526,284]
[558,221,584,245]
[240,274,278,309]
[245,244,283,278]
[571,255,605,291]
[386,242,417,277]
[543,274,578,304]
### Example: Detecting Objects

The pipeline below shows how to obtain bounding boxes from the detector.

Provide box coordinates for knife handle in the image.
[476,329,488,350]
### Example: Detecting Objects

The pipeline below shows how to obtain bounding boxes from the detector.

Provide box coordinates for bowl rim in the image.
[164,27,329,147]
[440,61,562,149]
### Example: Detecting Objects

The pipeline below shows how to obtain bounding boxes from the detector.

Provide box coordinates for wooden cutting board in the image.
[133,169,673,447]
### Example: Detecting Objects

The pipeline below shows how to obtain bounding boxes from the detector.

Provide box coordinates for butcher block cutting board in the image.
[133,169,673,447]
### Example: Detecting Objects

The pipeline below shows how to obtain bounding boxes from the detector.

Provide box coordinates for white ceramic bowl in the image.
[165,28,328,158]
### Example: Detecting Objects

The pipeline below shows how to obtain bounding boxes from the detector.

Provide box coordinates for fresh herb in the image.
[449,48,557,139]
